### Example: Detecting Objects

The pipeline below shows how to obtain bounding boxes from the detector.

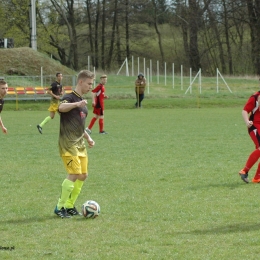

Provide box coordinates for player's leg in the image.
[139,93,144,107]
[99,115,103,132]
[49,111,56,119]
[99,109,107,134]
[239,127,260,183]
[252,162,260,183]
[135,90,138,107]
[54,156,81,218]
[37,104,57,133]
[87,113,98,131]
[137,91,140,108]
[65,156,88,216]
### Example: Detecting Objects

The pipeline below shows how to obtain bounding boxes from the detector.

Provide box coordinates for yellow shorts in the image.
[48,102,59,112]
[61,156,88,174]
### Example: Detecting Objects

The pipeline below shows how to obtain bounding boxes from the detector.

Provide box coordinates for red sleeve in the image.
[92,84,101,93]
[243,96,256,113]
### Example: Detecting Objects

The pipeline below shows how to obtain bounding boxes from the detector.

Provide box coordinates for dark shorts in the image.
[93,107,103,116]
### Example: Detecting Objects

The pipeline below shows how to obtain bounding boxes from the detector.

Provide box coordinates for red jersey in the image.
[244,91,260,124]
[92,83,106,110]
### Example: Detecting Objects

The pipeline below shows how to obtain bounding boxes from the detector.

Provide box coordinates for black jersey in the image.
[50,81,63,103]
[0,99,4,113]
[59,91,88,156]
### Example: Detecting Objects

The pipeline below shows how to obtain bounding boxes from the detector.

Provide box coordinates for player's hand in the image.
[92,102,95,107]
[87,138,95,148]
[77,100,88,107]
[246,120,253,128]
[1,126,7,134]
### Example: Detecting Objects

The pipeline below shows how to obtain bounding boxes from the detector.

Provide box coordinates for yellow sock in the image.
[65,179,84,209]
[40,116,51,127]
[57,179,74,209]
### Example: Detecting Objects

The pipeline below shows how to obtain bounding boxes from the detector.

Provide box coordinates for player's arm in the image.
[242,110,253,128]
[242,96,255,128]
[91,92,96,106]
[0,115,7,134]
[142,78,146,87]
[84,131,95,148]
[59,100,87,113]
[47,89,60,100]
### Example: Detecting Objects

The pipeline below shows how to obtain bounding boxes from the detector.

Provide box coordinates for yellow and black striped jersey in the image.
[58,91,88,157]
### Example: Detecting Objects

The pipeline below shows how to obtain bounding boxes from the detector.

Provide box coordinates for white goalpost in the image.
[185,69,202,94]
[216,68,232,93]
[117,58,129,76]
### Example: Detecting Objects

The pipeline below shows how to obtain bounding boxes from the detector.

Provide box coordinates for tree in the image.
[246,0,260,75]
[50,0,79,70]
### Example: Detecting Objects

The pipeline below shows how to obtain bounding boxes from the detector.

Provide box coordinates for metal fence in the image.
[3,75,76,88]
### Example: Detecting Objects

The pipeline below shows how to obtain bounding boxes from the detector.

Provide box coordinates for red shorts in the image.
[93,107,103,116]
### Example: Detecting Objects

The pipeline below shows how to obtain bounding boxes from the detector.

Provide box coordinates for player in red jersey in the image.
[0,80,8,134]
[239,89,260,183]
[86,75,109,134]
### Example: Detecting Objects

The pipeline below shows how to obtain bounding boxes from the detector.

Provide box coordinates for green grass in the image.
[0,106,259,259]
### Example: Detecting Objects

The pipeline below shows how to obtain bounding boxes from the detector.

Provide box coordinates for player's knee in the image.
[79,173,88,181]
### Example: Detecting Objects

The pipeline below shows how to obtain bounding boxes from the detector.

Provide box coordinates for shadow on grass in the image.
[178,222,260,235]
[0,215,93,224]
[0,215,71,224]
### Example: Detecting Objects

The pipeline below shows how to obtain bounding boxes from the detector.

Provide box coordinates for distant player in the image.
[135,73,146,108]
[0,80,8,134]
[37,72,63,134]
[239,87,260,183]
[86,75,109,134]
[54,70,95,218]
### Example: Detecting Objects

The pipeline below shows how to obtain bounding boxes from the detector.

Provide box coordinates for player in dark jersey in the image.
[0,80,8,134]
[54,70,95,218]
[239,89,260,183]
[85,75,109,134]
[37,72,63,134]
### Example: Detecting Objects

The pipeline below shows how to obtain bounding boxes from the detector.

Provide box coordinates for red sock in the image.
[88,117,97,130]
[243,149,260,172]
[99,118,104,132]
[253,162,260,180]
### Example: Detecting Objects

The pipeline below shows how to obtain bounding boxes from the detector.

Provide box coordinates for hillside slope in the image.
[0,47,76,76]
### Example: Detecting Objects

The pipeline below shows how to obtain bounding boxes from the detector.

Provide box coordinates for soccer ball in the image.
[82,200,100,219]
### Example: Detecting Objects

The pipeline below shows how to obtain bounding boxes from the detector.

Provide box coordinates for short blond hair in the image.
[0,80,7,85]
[77,70,95,82]
[100,74,107,79]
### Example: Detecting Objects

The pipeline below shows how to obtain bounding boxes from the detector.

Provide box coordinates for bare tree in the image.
[152,0,165,62]
[50,0,79,70]
[222,0,233,74]
[86,0,95,67]
[101,0,106,70]
[246,0,260,75]
[107,0,118,70]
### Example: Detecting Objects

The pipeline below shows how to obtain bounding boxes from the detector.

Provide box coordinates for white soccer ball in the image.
[82,200,100,219]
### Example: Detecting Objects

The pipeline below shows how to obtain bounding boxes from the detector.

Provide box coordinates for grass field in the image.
[0,104,259,259]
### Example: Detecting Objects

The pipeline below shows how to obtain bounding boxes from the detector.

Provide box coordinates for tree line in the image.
[0,0,260,76]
